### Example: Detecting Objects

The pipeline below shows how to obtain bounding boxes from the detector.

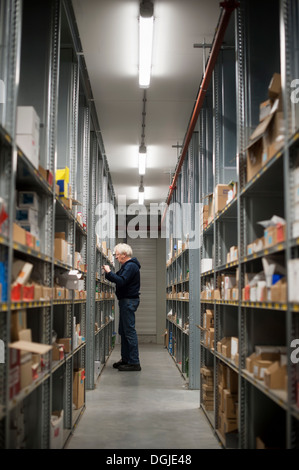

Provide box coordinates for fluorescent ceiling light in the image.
[139,2,154,88]
[138,145,147,175]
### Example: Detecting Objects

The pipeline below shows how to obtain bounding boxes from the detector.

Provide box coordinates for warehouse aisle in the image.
[66,343,221,450]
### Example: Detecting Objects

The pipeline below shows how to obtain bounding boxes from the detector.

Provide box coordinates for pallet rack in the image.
[0,0,115,449]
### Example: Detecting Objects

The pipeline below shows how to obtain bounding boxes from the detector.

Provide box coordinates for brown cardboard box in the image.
[218,384,224,412]
[270,278,287,303]
[57,338,72,353]
[227,368,238,393]
[246,352,280,374]
[73,368,85,409]
[13,223,27,245]
[11,310,27,342]
[52,343,64,361]
[207,193,214,224]
[20,353,33,389]
[264,225,277,248]
[268,73,281,100]
[54,238,68,264]
[264,361,287,389]
[214,184,231,214]
[259,99,272,122]
[246,138,266,182]
[54,286,64,300]
[223,389,238,418]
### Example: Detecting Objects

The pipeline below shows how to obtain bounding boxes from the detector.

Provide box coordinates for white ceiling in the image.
[71,0,221,206]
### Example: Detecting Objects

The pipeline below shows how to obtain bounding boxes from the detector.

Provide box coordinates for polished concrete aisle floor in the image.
[66,343,221,450]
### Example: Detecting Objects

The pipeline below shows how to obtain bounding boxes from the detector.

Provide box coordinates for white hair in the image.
[114,243,133,257]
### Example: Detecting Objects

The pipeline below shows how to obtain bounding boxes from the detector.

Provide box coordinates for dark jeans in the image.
[118,298,140,365]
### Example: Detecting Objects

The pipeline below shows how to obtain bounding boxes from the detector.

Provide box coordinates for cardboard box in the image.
[264,361,287,389]
[253,360,273,380]
[223,389,238,418]
[54,238,68,264]
[201,258,213,273]
[214,184,231,214]
[227,368,238,394]
[73,368,85,409]
[207,193,214,224]
[56,167,70,198]
[12,260,33,285]
[56,338,71,353]
[18,191,40,210]
[270,278,287,303]
[246,129,268,182]
[11,310,27,342]
[50,410,64,449]
[246,352,280,374]
[13,223,26,245]
[259,99,272,122]
[268,73,281,100]
[16,207,38,226]
[52,343,64,361]
[264,225,277,248]
[20,353,33,389]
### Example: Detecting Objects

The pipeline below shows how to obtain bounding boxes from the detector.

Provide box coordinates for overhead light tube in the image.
[139,1,154,88]
[138,144,147,175]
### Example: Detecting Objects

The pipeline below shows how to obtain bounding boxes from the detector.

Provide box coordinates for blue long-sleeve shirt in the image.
[105,257,141,300]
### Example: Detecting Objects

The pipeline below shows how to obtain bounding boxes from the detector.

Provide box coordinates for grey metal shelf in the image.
[197,0,299,449]
[0,0,116,449]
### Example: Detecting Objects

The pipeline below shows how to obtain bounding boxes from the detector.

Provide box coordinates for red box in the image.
[276,223,286,243]
[25,231,35,249]
[23,284,34,301]
[11,283,22,301]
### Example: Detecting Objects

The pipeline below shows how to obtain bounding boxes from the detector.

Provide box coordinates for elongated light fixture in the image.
[139,1,154,88]
[138,144,147,175]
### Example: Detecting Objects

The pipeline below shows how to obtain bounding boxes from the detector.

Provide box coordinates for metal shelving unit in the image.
[165,133,200,389]
[0,0,115,449]
[196,0,299,449]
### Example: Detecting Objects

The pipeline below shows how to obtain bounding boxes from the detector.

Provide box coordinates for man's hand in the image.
[102,265,111,273]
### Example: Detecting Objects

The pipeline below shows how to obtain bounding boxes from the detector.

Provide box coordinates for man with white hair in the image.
[102,243,141,371]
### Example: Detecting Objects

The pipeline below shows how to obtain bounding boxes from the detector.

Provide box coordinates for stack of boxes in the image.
[200,366,214,411]
[217,336,239,366]
[202,182,237,229]
[15,191,41,251]
[246,73,284,183]
[246,346,287,391]
[201,309,214,350]
[9,309,52,399]
[218,363,238,443]
[200,271,238,302]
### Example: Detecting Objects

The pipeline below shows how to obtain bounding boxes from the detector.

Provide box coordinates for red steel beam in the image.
[161,0,239,226]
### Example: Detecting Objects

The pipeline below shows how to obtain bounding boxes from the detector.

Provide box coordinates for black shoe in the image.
[118,363,141,372]
[113,360,128,369]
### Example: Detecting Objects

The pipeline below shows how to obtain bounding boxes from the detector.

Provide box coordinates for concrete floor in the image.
[66,343,221,450]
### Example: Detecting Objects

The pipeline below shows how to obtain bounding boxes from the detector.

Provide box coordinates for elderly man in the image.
[102,243,141,371]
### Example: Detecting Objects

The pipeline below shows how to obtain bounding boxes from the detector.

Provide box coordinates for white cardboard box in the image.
[16,106,40,169]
